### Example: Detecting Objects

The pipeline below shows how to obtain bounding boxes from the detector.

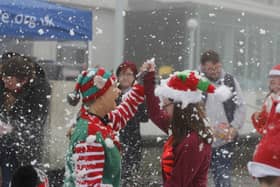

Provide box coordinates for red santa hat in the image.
[155,70,232,108]
[247,129,280,178]
[269,64,280,76]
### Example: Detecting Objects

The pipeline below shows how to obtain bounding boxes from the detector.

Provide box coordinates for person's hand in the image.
[66,126,74,138]
[137,58,156,85]
[213,123,230,140]
[213,123,238,142]
[139,58,156,73]
[5,92,16,103]
[224,127,238,141]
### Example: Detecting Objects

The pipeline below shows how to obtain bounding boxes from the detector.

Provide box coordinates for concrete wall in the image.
[89,8,115,69]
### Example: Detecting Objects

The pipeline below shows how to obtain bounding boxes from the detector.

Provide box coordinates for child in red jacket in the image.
[143,63,231,187]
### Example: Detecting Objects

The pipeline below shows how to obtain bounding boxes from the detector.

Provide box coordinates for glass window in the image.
[0,38,32,57]
[56,42,88,80]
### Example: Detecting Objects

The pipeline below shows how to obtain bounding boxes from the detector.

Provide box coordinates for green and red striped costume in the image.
[63,67,144,187]
[64,84,144,187]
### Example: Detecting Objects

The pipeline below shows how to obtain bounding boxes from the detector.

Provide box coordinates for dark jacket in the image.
[117,89,148,183]
[0,64,51,165]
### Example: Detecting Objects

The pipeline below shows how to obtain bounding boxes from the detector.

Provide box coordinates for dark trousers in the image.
[211,142,235,187]
[0,146,18,187]
[121,140,142,186]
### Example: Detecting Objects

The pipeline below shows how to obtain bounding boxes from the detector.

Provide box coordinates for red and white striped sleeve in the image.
[108,84,144,132]
[73,141,105,187]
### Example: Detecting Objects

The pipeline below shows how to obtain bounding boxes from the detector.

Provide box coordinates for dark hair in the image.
[171,102,213,147]
[1,56,35,80]
[200,50,220,65]
[258,176,278,185]
[1,52,21,61]
[11,165,39,187]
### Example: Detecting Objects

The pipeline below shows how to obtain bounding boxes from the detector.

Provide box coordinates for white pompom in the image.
[276,103,280,113]
[215,85,232,102]
[94,75,106,89]
[86,135,96,144]
[105,138,114,148]
[72,154,79,163]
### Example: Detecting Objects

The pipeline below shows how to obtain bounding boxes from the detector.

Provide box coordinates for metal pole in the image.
[88,40,93,68]
[189,30,195,69]
[185,18,198,70]
[114,0,124,72]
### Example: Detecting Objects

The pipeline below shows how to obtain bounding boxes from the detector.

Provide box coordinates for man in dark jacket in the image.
[0,55,51,187]
[200,50,246,187]
[116,61,148,186]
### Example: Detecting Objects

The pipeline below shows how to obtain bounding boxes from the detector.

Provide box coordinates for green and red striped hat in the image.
[155,70,231,108]
[67,67,116,106]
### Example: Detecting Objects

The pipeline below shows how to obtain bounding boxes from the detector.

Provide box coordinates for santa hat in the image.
[269,64,280,76]
[247,129,280,178]
[67,67,116,106]
[155,70,232,108]
[116,61,138,77]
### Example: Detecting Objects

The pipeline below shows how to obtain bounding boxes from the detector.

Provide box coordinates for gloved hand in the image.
[136,58,156,85]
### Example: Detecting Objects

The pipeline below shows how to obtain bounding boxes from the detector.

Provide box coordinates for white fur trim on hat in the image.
[269,70,280,76]
[247,161,280,177]
[154,84,202,108]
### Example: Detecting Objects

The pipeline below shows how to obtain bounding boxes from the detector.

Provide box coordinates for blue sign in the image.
[0,0,92,41]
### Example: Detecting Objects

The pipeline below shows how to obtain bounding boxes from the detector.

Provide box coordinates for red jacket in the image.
[251,94,280,135]
[144,72,211,187]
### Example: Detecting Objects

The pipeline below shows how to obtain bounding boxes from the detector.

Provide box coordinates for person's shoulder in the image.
[224,72,239,81]
[223,72,235,79]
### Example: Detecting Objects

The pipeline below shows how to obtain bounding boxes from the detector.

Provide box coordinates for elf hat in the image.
[247,129,280,178]
[155,70,232,108]
[269,64,280,76]
[67,67,116,106]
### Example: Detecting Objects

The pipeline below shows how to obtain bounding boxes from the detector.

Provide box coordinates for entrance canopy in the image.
[0,0,92,41]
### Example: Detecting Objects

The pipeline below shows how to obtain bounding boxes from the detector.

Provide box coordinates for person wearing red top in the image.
[142,61,231,187]
[249,64,280,187]
[252,64,280,136]
[64,67,145,187]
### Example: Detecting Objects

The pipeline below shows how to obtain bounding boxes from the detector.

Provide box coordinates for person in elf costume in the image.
[143,62,232,187]
[63,66,146,187]
[252,64,280,136]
